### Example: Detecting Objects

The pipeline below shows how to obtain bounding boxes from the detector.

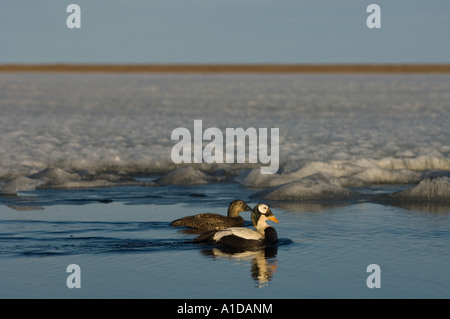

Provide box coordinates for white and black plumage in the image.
[194,203,279,250]
[170,200,252,230]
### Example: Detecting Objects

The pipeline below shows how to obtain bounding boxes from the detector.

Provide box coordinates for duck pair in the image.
[171,200,279,249]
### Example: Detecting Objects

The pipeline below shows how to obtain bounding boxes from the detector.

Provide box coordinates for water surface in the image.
[1,183,449,299]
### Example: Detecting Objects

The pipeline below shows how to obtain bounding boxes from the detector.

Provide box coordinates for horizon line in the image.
[1,63,450,73]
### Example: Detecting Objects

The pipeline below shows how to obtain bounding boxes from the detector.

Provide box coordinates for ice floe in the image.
[0,177,43,195]
[250,173,356,201]
[155,167,213,185]
[390,177,450,202]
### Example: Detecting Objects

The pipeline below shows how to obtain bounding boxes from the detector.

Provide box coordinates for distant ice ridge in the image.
[2,162,450,205]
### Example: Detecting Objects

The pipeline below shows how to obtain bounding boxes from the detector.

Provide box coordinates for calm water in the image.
[1,182,449,299]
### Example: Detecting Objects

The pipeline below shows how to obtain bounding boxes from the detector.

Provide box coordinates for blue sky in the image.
[1,0,449,64]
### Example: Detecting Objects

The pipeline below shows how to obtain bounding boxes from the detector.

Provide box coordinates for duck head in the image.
[228,200,252,217]
[251,203,279,228]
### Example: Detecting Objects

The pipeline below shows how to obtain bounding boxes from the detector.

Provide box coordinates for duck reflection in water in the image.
[201,245,278,288]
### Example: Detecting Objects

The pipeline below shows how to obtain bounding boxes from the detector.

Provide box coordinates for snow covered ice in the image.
[1,72,449,202]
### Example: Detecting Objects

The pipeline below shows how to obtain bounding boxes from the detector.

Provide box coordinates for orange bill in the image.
[268,215,279,223]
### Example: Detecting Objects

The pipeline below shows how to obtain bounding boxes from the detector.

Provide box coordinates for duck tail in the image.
[191,230,218,243]
[170,219,183,227]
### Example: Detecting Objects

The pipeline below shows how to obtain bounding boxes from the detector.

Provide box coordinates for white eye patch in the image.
[258,204,269,214]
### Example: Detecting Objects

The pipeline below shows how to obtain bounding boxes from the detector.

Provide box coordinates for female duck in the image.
[170,200,252,230]
[194,203,279,249]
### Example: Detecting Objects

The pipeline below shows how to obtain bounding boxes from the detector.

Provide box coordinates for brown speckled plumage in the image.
[170,200,252,230]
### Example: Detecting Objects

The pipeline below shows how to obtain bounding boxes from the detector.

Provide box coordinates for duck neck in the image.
[228,207,240,218]
[254,219,270,236]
